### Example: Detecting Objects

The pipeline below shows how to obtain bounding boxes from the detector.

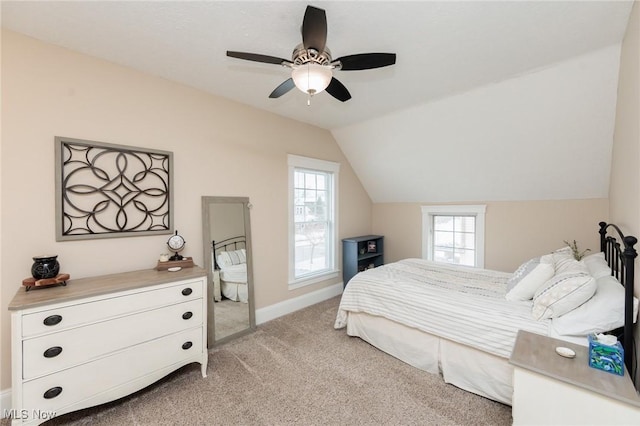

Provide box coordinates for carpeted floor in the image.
[6,296,512,425]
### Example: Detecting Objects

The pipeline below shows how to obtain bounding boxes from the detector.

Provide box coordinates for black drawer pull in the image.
[181,288,193,296]
[43,315,62,326]
[182,311,193,320]
[43,386,62,399]
[182,341,193,350]
[43,346,63,358]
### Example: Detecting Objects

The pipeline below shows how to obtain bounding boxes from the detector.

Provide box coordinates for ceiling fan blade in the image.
[302,6,327,52]
[269,78,296,98]
[335,53,397,71]
[227,51,292,66]
[325,77,351,102]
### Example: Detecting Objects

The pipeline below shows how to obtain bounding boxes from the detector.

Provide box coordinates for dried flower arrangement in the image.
[563,239,591,260]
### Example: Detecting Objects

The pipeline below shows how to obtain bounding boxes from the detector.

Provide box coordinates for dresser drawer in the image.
[23,299,202,380]
[22,279,203,337]
[21,327,203,413]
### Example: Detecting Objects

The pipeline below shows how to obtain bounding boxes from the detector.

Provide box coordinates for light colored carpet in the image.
[8,296,512,425]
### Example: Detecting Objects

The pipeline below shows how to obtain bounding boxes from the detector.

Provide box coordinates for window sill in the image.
[288,270,339,290]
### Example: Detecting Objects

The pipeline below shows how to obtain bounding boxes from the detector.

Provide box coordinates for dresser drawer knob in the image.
[43,386,62,399]
[43,346,63,358]
[181,288,193,296]
[182,311,193,320]
[182,341,193,350]
[43,315,63,326]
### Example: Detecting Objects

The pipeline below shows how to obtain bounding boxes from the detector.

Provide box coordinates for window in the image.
[421,205,486,268]
[288,155,340,288]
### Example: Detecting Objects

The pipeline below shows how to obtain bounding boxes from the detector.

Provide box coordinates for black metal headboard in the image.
[212,236,246,270]
[598,222,637,378]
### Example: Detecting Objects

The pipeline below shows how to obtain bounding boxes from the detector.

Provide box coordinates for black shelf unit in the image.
[342,235,384,287]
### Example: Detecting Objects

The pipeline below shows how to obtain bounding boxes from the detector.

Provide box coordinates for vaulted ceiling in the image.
[2,1,635,203]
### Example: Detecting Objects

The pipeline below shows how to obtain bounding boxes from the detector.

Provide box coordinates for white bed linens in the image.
[220,263,247,283]
[334,258,550,359]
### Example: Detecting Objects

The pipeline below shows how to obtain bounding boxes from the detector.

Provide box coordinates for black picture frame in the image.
[367,240,377,253]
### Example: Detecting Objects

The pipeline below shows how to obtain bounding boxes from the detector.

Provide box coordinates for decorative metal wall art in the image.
[55,137,174,241]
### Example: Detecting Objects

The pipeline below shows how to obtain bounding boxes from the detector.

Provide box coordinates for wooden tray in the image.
[156,257,194,270]
[22,273,70,291]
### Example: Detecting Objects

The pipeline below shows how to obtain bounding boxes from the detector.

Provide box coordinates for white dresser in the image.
[8,267,208,425]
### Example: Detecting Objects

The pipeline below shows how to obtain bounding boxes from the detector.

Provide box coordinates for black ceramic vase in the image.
[31,255,60,280]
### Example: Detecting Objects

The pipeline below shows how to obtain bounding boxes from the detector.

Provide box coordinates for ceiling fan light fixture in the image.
[291,63,332,96]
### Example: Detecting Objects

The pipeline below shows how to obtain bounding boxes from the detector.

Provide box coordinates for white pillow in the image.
[553,246,573,256]
[217,249,246,268]
[532,271,597,320]
[505,255,554,301]
[217,252,232,268]
[552,275,639,336]
[237,248,247,264]
[582,252,611,279]
[551,250,589,275]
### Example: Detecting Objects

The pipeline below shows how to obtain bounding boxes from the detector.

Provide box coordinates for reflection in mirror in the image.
[202,196,255,347]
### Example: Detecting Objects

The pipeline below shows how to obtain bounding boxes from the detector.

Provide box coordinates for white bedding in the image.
[335,258,550,359]
[219,262,248,303]
[220,263,247,284]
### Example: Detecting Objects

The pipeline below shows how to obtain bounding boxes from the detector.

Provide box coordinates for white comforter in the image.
[220,263,247,283]
[335,258,550,358]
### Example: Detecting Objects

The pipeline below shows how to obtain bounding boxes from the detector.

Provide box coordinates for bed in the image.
[212,236,249,303]
[334,222,638,405]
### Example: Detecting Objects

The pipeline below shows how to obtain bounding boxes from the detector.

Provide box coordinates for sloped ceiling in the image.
[1,1,634,202]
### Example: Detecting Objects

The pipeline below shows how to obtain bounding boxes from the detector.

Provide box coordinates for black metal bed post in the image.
[599,221,607,253]
[601,221,638,373]
[212,240,217,270]
[622,235,637,373]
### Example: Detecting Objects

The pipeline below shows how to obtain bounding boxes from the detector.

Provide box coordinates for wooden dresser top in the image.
[8,266,207,311]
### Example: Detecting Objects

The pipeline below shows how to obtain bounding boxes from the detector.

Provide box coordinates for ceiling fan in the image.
[226,5,396,103]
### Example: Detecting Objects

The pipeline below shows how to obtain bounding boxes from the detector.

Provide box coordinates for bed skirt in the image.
[345,311,513,405]
[221,281,248,303]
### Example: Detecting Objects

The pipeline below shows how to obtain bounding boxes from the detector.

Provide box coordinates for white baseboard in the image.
[255,282,343,325]
[1,387,11,418]
[0,282,344,418]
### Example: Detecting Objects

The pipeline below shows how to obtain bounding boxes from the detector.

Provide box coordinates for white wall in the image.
[333,45,621,203]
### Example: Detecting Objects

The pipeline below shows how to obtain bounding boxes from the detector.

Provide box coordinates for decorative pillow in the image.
[551,247,587,274]
[532,271,597,320]
[554,257,589,275]
[552,275,639,336]
[505,254,554,301]
[553,246,573,256]
[582,252,612,279]
[217,249,246,268]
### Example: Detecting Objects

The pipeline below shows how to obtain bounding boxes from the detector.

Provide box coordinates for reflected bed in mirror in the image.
[202,196,256,347]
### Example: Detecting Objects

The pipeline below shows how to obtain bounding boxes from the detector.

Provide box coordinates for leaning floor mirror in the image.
[202,196,256,347]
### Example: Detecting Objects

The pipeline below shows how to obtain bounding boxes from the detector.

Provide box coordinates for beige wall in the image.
[372,199,608,273]
[610,0,640,384]
[0,31,372,390]
[610,0,640,272]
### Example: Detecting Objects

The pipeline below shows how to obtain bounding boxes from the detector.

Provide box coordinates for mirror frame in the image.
[202,196,256,348]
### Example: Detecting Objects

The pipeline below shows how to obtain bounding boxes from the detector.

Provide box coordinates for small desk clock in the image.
[167,231,186,261]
